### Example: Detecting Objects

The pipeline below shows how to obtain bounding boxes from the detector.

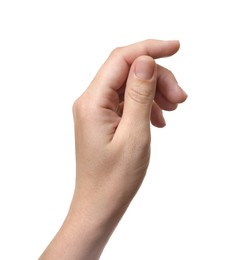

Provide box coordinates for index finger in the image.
[91,39,180,91]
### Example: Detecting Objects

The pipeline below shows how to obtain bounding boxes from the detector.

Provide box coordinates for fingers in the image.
[156,65,188,105]
[91,39,180,92]
[82,39,187,133]
[154,91,178,111]
[150,102,166,128]
[120,56,157,126]
[149,65,188,128]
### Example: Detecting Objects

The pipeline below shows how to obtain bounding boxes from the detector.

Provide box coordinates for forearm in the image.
[39,192,129,260]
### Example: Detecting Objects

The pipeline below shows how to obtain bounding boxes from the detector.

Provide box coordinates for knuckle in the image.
[110,46,123,57]
[163,68,175,81]
[127,85,153,104]
[72,94,98,124]
[165,69,175,79]
[72,99,78,114]
[72,99,80,119]
[72,97,87,119]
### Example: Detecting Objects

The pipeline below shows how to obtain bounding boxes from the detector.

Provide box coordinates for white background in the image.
[0,0,227,259]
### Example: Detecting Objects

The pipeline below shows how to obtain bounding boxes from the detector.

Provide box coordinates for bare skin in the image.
[39,39,187,260]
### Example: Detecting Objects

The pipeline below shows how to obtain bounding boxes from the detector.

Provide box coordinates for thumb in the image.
[122,55,157,126]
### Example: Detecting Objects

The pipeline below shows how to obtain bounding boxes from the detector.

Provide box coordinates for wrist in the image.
[64,194,129,259]
[69,190,129,233]
[39,192,128,260]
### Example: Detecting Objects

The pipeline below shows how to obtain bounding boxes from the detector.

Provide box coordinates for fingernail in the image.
[135,58,154,80]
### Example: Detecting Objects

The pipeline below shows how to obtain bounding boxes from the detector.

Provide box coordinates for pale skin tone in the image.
[39,39,188,260]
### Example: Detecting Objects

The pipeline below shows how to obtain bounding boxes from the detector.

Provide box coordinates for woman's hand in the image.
[39,39,187,260]
[72,39,187,214]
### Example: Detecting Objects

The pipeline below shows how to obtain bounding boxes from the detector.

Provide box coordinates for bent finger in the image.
[154,90,178,111]
[150,102,166,128]
[91,39,180,92]
[157,65,188,104]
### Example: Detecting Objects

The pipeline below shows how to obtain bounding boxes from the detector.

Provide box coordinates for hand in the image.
[72,39,187,212]
[39,39,187,260]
